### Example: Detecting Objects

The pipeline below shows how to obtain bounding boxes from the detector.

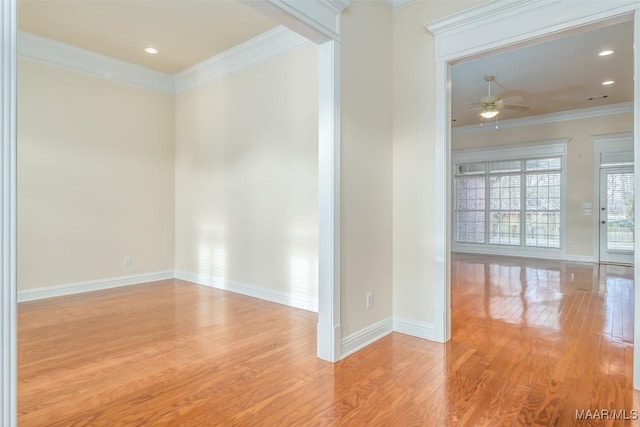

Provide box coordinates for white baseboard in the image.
[18,269,319,313]
[393,316,439,341]
[454,249,597,265]
[565,254,596,263]
[17,270,174,302]
[340,317,393,359]
[174,270,318,313]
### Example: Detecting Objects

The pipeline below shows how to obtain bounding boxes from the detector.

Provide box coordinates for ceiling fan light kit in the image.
[474,75,529,121]
[480,109,499,119]
[479,76,500,119]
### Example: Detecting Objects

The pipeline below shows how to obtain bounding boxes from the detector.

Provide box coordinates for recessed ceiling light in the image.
[144,47,158,55]
[602,80,615,86]
[598,49,615,56]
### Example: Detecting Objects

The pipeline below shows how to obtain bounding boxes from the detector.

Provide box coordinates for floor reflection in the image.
[451,253,632,338]
[449,253,636,424]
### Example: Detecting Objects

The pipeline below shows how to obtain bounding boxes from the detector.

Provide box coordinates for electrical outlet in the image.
[366,292,374,309]
[124,256,132,266]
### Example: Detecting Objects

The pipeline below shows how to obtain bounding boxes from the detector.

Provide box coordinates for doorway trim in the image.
[1,0,17,425]
[594,132,634,263]
[426,0,640,387]
[235,1,354,362]
[244,0,349,363]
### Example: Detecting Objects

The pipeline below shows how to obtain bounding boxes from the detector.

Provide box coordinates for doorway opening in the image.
[596,133,635,265]
[600,167,635,264]
[429,1,640,387]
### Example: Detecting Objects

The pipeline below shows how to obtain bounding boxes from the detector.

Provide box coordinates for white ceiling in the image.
[451,19,634,127]
[18,0,279,74]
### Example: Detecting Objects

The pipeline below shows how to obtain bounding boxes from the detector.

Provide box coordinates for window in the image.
[454,144,565,254]
[455,162,485,243]
[489,173,521,245]
[525,160,561,248]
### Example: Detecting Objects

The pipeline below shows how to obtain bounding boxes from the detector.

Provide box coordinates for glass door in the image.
[599,167,634,265]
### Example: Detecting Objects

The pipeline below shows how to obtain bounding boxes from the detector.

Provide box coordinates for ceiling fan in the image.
[473,76,529,119]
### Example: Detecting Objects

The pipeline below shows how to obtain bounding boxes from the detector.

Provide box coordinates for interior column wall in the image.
[392,0,485,329]
[339,0,394,337]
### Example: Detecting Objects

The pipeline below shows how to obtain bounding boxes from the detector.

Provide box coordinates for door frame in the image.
[599,166,635,264]
[594,132,634,264]
[427,0,640,387]
[1,0,17,425]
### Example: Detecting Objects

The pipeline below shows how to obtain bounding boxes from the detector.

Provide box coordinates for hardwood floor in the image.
[18,254,640,425]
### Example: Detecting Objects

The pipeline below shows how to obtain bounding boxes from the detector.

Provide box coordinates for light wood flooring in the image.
[18,254,640,425]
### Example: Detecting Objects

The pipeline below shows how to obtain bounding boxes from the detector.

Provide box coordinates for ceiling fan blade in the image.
[457,106,482,114]
[501,104,530,111]
[500,95,524,105]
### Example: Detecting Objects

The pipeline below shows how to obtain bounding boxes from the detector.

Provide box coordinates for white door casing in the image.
[1,0,17,425]
[241,0,350,365]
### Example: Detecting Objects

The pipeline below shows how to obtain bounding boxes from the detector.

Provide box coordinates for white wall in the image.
[174,43,319,308]
[453,112,633,260]
[17,58,175,291]
[340,1,394,336]
[392,0,486,323]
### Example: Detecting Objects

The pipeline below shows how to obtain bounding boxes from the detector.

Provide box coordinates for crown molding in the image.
[18,31,175,94]
[324,0,351,11]
[452,102,633,135]
[242,0,348,43]
[427,0,638,36]
[425,0,638,62]
[426,0,540,35]
[385,0,419,11]
[174,25,308,94]
[18,26,311,95]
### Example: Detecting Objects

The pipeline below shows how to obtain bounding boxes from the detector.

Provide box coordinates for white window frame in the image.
[452,139,568,260]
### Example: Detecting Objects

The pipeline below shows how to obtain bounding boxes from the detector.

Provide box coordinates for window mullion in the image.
[485,170,489,244]
[521,167,526,247]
